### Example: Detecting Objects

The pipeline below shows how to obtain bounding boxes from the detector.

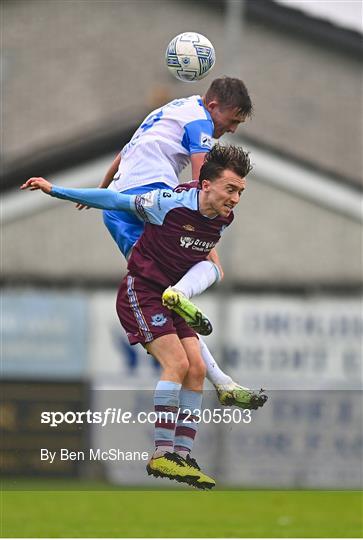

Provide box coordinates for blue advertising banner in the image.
[2,291,88,379]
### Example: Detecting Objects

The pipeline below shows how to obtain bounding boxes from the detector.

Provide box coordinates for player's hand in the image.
[20,177,52,194]
[75,202,91,211]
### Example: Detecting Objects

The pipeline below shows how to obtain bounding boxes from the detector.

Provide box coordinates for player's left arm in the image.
[183,118,212,175]
[190,152,206,181]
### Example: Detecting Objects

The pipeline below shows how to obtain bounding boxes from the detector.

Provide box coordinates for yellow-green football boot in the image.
[181,455,216,490]
[216,383,268,410]
[146,452,201,485]
[162,287,213,336]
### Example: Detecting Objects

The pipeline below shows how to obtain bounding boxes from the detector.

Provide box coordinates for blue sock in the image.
[174,388,203,457]
[153,380,181,456]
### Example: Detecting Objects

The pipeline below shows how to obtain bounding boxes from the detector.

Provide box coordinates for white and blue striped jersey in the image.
[110,95,214,192]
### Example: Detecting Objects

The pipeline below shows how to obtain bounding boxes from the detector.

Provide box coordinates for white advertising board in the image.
[88,292,362,488]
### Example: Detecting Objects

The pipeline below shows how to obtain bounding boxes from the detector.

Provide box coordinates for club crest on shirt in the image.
[151,313,168,327]
[137,191,155,207]
[182,224,195,232]
[200,132,212,149]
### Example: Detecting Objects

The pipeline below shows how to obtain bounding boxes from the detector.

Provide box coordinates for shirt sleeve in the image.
[50,186,135,212]
[132,188,198,225]
[181,119,214,154]
[49,185,197,226]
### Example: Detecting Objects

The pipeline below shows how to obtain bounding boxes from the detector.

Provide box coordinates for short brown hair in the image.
[204,77,253,117]
[199,144,252,185]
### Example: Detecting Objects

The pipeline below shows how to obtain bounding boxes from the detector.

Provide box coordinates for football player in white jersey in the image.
[78,77,264,410]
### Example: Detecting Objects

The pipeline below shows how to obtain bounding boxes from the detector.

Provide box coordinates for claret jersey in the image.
[50,181,233,288]
[50,182,233,288]
[111,96,214,192]
[127,182,233,287]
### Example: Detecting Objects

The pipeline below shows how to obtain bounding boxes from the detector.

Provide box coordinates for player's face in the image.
[202,169,246,218]
[209,104,246,138]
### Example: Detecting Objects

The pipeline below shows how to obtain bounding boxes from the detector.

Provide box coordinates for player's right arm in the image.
[98,152,121,189]
[75,152,121,210]
[20,178,189,223]
[21,177,136,211]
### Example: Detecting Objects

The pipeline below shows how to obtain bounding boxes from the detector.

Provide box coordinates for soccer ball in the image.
[165,32,216,82]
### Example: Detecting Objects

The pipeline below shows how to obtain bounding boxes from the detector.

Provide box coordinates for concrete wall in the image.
[3,0,362,185]
[2,0,361,286]
[3,171,360,285]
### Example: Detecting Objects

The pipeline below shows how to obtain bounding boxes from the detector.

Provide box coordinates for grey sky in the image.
[275,0,362,33]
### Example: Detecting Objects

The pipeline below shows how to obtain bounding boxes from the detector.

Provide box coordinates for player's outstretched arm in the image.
[21,179,179,224]
[21,177,135,211]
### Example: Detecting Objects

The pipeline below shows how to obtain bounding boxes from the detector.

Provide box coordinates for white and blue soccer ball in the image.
[165,32,216,82]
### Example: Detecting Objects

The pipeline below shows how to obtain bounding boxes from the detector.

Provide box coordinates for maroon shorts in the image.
[116,274,197,346]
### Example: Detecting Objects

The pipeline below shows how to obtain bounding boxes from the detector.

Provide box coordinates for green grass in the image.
[1,480,362,538]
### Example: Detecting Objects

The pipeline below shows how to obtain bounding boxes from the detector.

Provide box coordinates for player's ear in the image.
[201,179,211,191]
[205,100,218,113]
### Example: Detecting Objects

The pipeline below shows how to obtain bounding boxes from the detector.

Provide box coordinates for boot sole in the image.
[172,306,213,336]
[162,295,213,336]
[146,465,215,490]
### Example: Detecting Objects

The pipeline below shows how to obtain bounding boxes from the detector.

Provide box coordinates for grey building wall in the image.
[3,172,360,285]
[3,0,362,186]
[218,179,361,286]
[2,0,361,287]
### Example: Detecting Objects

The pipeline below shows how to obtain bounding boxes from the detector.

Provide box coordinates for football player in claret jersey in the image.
[21,144,267,488]
[77,77,261,409]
